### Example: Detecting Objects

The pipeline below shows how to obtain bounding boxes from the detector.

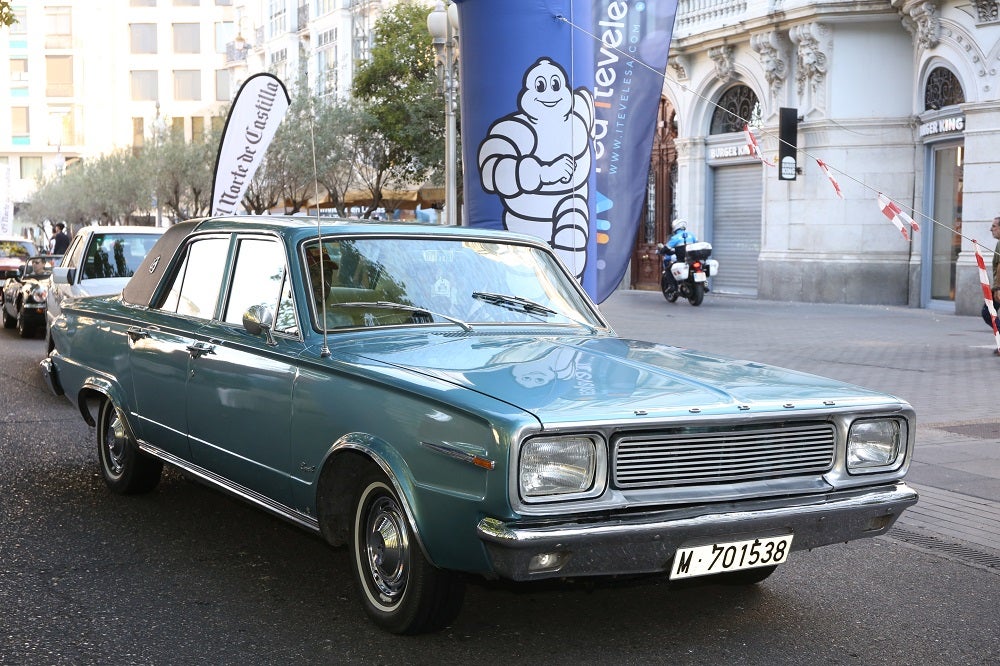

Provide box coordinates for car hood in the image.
[337,332,902,423]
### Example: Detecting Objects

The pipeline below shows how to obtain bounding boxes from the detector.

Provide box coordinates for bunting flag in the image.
[973,242,1000,354]
[743,124,773,166]
[210,73,290,216]
[877,193,920,241]
[816,159,843,199]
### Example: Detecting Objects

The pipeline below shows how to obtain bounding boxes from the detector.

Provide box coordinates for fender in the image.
[76,375,132,427]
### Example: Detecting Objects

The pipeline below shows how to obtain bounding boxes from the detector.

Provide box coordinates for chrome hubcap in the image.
[364,495,409,602]
[104,411,127,476]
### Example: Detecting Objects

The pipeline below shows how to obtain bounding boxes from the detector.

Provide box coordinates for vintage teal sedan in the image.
[42,216,917,634]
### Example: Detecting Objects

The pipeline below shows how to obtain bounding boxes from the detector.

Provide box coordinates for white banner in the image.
[210,73,290,216]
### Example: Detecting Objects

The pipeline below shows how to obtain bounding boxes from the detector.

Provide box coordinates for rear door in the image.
[129,235,231,459]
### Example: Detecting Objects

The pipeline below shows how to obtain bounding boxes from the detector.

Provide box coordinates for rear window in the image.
[0,240,35,260]
[82,233,162,279]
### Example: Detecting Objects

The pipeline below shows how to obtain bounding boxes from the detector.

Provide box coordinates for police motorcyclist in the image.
[657,219,697,295]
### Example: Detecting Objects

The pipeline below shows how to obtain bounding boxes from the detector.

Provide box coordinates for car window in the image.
[223,238,297,335]
[82,233,162,279]
[63,236,85,269]
[159,237,230,319]
[0,240,34,260]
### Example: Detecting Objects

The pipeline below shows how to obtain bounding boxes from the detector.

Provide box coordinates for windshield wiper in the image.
[329,301,473,332]
[471,291,556,315]
[471,291,599,334]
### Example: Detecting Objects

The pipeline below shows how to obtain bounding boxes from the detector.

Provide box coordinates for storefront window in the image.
[930,144,963,301]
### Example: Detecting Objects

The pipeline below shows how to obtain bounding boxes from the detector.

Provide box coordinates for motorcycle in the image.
[658,241,719,307]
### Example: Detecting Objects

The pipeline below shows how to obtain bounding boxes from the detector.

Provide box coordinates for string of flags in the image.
[743,125,774,167]
[877,193,920,241]
[974,242,1000,353]
[816,159,843,200]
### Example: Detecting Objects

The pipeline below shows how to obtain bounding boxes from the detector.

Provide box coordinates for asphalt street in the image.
[1,290,998,664]
[600,288,1000,568]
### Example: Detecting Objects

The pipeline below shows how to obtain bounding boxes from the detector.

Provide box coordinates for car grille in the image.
[613,422,836,488]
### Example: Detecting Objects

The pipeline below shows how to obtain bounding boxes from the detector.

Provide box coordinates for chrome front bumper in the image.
[477,483,918,581]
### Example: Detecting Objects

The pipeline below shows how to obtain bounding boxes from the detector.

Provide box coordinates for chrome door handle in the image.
[126,326,149,343]
[186,342,216,358]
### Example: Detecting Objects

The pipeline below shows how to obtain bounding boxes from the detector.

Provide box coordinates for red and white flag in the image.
[816,159,843,199]
[743,124,773,166]
[974,241,1000,353]
[877,193,920,241]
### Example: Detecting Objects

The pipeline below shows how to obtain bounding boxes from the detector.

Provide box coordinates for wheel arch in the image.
[315,435,429,560]
[75,377,132,429]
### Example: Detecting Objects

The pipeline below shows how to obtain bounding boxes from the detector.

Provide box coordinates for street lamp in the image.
[427,1,459,226]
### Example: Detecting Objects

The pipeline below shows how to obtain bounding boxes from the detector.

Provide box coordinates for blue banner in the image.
[454,0,676,302]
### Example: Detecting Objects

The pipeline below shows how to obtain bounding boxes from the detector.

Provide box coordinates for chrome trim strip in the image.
[420,440,495,470]
[137,440,319,532]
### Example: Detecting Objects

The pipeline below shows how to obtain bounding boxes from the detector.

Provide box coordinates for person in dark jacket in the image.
[50,222,70,254]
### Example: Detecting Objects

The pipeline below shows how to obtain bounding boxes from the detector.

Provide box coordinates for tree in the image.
[0,2,17,28]
[352,0,444,216]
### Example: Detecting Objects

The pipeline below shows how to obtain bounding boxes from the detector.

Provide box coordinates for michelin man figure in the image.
[478,58,595,279]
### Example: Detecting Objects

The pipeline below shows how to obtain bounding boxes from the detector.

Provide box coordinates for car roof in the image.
[122,215,547,308]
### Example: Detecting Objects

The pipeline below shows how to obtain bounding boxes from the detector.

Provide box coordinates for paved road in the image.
[600,289,1000,564]
[1,296,998,665]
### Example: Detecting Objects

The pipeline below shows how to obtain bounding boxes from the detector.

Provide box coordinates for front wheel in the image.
[16,309,34,338]
[97,398,162,494]
[350,472,464,634]
[687,282,705,306]
[1,300,13,329]
[661,274,678,303]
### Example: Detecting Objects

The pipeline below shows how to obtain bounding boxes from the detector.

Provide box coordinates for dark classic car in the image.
[42,217,917,634]
[2,254,61,338]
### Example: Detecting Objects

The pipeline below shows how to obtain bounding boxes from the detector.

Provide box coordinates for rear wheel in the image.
[97,398,162,494]
[350,471,464,634]
[688,282,705,306]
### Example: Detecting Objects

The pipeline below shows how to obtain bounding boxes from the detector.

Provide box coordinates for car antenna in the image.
[309,104,331,358]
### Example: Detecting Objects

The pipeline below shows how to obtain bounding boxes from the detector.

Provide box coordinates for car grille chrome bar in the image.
[613,423,836,488]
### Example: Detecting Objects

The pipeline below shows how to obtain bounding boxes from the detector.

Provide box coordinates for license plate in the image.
[670,535,793,580]
[693,272,706,282]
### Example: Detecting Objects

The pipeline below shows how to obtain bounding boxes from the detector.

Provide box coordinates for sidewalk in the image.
[598,289,1000,563]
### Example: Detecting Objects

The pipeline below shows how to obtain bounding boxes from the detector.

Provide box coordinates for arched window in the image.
[710,85,761,134]
[924,67,964,111]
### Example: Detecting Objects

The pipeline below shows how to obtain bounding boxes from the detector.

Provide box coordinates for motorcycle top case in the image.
[684,242,713,261]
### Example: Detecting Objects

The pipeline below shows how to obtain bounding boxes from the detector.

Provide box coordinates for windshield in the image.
[304,236,603,331]
[0,240,36,260]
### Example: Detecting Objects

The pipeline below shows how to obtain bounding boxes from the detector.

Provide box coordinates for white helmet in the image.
[672,218,687,232]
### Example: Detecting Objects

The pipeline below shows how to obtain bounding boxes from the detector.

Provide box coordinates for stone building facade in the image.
[658,0,1000,314]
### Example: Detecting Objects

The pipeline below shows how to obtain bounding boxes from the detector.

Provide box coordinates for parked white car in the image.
[45,225,165,352]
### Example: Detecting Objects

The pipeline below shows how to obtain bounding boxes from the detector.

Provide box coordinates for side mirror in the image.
[243,304,277,346]
[656,243,664,250]
[52,266,75,285]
